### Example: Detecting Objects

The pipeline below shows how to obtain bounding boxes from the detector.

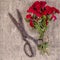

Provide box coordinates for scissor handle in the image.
[24,42,35,57]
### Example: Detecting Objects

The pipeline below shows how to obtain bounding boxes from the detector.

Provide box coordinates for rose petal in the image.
[46,19,48,25]
[26,14,32,19]
[29,20,34,27]
[52,7,60,13]
[51,14,57,21]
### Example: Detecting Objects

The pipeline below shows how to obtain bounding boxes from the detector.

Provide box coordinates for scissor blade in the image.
[8,13,20,29]
[16,9,23,24]
[8,13,27,36]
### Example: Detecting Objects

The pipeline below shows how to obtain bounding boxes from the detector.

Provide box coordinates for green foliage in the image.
[25,18,30,22]
[34,21,44,39]
[25,15,50,54]
[38,42,48,54]
[32,14,37,19]
[34,15,47,39]
[47,15,51,21]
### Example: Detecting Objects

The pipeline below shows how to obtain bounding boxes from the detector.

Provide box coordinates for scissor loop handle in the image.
[24,42,35,57]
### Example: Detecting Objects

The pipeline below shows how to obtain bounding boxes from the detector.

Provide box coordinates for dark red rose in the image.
[29,20,34,27]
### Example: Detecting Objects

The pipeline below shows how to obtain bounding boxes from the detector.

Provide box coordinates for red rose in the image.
[26,14,32,19]
[52,7,60,13]
[33,1,46,13]
[27,1,47,17]
[27,1,40,13]
[51,14,57,21]
[39,1,46,7]
[34,12,42,17]
[27,6,42,17]
[29,20,34,27]
[43,10,47,15]
[34,1,41,13]
[43,6,53,15]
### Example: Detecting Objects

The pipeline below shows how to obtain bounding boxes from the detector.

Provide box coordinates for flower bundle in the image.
[25,1,60,53]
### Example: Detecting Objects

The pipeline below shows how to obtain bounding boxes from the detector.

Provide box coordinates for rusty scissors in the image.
[8,9,43,57]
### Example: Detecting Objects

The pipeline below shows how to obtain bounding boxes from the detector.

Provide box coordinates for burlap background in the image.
[0,0,60,60]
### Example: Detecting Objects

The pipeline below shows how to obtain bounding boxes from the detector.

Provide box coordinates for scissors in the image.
[8,9,43,57]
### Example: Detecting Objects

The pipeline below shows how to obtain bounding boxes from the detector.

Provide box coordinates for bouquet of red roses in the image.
[25,1,60,53]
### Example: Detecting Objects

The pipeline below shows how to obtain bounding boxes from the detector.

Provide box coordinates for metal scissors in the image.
[8,9,43,57]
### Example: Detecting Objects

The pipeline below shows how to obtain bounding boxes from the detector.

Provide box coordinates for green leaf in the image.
[38,19,42,23]
[38,42,48,54]
[39,32,44,39]
[47,15,51,21]
[25,18,30,22]
[42,42,48,49]
[34,22,43,32]
[42,15,46,20]
[34,21,44,38]
[42,18,47,31]
[32,14,37,19]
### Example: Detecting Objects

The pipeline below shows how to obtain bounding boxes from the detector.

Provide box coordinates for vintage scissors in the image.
[8,9,43,57]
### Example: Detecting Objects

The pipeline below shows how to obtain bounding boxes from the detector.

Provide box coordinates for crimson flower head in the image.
[52,7,60,13]
[43,6,53,15]
[43,5,60,15]
[26,1,60,28]
[27,1,46,17]
[25,1,60,53]
[29,20,34,27]
[51,14,57,21]
[26,14,32,19]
